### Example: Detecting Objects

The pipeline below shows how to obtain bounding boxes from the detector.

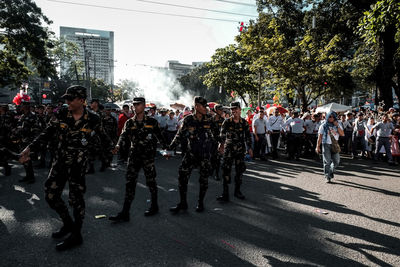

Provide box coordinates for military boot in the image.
[19,162,35,184]
[144,192,159,216]
[56,217,83,251]
[4,164,11,176]
[217,184,229,202]
[109,200,130,222]
[87,163,95,174]
[234,184,245,200]
[170,186,188,213]
[195,189,206,212]
[52,215,74,239]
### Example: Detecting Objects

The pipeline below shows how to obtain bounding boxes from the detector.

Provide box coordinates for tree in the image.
[178,64,229,104]
[0,0,56,87]
[359,0,400,107]
[202,44,257,106]
[91,78,112,102]
[114,79,141,101]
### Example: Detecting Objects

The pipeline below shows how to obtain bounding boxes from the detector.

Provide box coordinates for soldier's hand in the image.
[248,149,253,159]
[112,145,120,155]
[19,147,30,163]
[218,143,224,155]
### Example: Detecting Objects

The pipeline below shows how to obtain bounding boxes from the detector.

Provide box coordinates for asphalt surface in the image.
[1,153,399,266]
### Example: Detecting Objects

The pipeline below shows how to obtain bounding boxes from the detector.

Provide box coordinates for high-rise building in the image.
[165,60,206,79]
[60,26,114,85]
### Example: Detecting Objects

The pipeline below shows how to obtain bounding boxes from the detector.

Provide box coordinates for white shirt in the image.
[157,115,168,128]
[283,118,305,133]
[267,115,283,131]
[252,117,267,134]
[166,117,178,131]
[304,120,316,134]
[318,124,343,144]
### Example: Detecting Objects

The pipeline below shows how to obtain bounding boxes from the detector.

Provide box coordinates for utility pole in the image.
[82,37,91,100]
[258,70,262,108]
[93,54,96,79]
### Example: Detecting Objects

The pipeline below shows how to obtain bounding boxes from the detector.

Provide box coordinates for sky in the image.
[33,0,259,82]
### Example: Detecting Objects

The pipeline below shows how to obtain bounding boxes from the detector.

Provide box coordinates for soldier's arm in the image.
[116,119,131,148]
[95,117,114,151]
[219,119,228,145]
[170,118,187,149]
[243,120,252,149]
[154,120,167,149]
[28,116,58,152]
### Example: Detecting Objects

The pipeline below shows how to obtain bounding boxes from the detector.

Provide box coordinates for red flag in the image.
[249,104,252,108]
[266,104,270,108]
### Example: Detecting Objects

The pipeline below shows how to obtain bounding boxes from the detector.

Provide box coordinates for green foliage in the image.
[91,78,112,102]
[178,64,229,104]
[0,0,56,87]
[202,44,257,105]
[114,79,141,101]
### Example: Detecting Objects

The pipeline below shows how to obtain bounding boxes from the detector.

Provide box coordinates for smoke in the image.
[126,65,194,108]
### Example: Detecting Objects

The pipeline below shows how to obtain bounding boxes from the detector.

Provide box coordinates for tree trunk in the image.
[376,24,397,110]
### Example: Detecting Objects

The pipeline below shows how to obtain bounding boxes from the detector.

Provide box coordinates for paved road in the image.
[1,154,399,266]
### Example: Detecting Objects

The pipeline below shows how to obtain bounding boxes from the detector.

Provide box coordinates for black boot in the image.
[170,185,188,213]
[144,192,159,216]
[87,163,95,174]
[109,200,130,222]
[56,217,83,251]
[214,170,220,181]
[52,215,74,239]
[20,162,35,184]
[4,164,11,176]
[196,189,206,212]
[234,184,245,200]
[217,184,229,202]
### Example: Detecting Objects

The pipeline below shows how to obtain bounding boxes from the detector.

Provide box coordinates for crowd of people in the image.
[1,85,399,251]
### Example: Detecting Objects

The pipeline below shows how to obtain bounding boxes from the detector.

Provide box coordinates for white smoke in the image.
[127,65,194,108]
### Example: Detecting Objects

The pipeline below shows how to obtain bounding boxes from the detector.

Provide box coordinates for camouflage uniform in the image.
[112,104,166,218]
[218,103,252,201]
[36,111,48,167]
[12,104,41,182]
[29,106,113,234]
[101,112,118,169]
[87,106,105,173]
[0,104,14,175]
[169,98,217,212]
[210,107,224,180]
[26,86,113,251]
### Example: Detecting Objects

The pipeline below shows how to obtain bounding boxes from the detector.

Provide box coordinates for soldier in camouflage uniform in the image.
[217,102,253,202]
[210,104,225,180]
[0,103,14,176]
[20,86,113,251]
[169,96,217,213]
[13,102,41,183]
[35,105,48,168]
[100,106,118,171]
[109,97,167,222]
[87,99,103,173]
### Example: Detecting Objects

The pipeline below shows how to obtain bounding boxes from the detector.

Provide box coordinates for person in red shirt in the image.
[246,109,255,150]
[118,104,133,162]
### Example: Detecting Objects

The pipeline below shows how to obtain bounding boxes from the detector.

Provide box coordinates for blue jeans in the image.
[322,144,340,179]
[374,137,393,162]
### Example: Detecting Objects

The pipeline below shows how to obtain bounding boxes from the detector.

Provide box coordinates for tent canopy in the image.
[315,103,352,113]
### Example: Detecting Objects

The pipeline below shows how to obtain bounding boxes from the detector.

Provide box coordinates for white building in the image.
[60,26,114,85]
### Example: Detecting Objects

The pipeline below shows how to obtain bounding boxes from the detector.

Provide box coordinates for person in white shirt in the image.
[252,109,268,160]
[267,109,283,159]
[316,111,344,183]
[371,113,395,165]
[282,111,305,160]
[165,111,178,146]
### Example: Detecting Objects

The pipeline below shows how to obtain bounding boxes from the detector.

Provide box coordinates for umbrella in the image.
[170,103,185,110]
[146,103,156,108]
[315,103,351,113]
[207,102,218,109]
[266,106,288,115]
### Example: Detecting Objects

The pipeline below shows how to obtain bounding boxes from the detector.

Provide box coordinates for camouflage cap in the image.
[194,96,208,107]
[229,102,241,109]
[62,85,87,100]
[132,97,145,104]
[214,104,223,111]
